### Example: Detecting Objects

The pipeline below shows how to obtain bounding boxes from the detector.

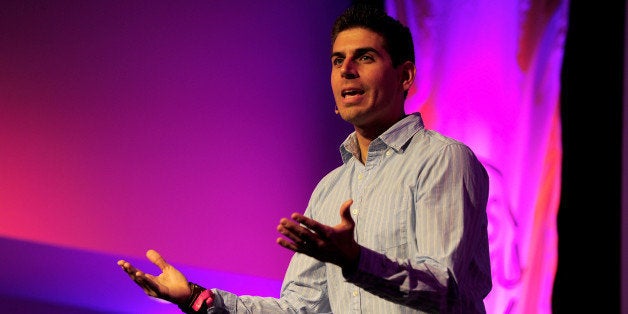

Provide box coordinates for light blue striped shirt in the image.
[210,112,491,313]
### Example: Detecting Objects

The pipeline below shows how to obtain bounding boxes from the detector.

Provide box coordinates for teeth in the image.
[342,90,364,97]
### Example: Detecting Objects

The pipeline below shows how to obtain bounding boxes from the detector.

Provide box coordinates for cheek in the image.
[330,76,341,94]
[376,73,400,97]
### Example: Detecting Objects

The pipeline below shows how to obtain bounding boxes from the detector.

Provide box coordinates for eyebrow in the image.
[331,47,380,59]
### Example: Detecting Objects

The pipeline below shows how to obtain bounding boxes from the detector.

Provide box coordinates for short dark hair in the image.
[331,3,415,67]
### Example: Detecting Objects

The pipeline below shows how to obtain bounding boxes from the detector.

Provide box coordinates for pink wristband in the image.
[192,289,214,311]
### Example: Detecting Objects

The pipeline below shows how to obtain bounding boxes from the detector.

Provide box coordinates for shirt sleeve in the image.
[343,143,491,313]
[207,253,332,314]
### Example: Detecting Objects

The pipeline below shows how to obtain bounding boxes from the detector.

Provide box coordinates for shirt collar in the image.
[339,112,425,164]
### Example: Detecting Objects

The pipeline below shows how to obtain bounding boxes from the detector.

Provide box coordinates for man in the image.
[118,4,492,313]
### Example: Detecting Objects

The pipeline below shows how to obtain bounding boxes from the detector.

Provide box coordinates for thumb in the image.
[146,249,169,271]
[339,199,355,227]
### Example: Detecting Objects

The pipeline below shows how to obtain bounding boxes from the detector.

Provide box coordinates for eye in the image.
[358,55,374,62]
[332,57,344,67]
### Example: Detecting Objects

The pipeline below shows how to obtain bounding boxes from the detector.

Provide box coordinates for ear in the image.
[400,61,416,93]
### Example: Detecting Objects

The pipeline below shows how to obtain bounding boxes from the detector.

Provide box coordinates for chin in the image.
[339,112,364,126]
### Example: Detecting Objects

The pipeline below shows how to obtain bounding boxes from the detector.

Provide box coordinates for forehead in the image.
[332,27,387,54]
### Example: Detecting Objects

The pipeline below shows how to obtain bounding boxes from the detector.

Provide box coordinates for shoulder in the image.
[410,129,477,158]
[410,130,487,177]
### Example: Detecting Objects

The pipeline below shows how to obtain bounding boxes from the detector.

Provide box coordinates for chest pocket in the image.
[357,182,410,258]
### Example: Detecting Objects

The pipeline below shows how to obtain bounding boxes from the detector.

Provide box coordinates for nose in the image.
[340,61,358,79]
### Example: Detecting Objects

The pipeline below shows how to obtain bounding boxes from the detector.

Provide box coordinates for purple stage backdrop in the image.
[1,0,353,312]
[0,1,569,313]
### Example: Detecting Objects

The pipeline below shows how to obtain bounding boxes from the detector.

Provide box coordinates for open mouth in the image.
[341,89,365,98]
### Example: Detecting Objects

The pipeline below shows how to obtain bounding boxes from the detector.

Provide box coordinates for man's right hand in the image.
[117,249,192,305]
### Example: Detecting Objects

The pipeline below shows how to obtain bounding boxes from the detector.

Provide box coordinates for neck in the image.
[353,113,406,164]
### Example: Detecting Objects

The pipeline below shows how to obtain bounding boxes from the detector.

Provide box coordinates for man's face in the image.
[330,27,406,129]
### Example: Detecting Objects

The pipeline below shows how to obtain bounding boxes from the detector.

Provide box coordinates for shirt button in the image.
[352,290,359,296]
[386,150,392,156]
[351,209,359,216]
[357,173,363,180]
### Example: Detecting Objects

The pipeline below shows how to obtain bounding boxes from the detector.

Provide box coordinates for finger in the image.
[290,213,315,228]
[117,259,129,270]
[117,260,129,271]
[277,220,309,245]
[137,273,160,290]
[339,199,355,227]
[134,275,160,297]
[276,237,299,251]
[277,236,316,256]
[118,259,163,298]
[291,213,326,236]
[277,219,319,253]
[118,260,140,277]
[146,249,169,271]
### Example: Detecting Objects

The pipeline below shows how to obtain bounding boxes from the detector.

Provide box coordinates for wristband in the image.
[178,282,214,313]
[192,288,214,311]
